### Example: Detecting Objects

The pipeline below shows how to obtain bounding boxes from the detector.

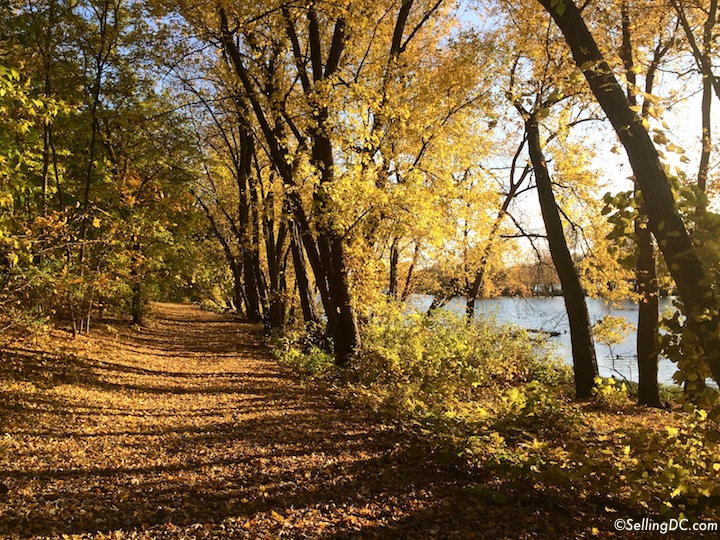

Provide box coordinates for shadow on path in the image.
[0,303,627,539]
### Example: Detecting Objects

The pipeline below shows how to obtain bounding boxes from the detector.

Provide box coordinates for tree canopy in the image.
[1,0,720,401]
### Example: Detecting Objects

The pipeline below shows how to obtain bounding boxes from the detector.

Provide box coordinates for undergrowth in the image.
[275,304,720,521]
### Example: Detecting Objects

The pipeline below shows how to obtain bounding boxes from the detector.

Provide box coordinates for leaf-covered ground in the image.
[0,303,673,538]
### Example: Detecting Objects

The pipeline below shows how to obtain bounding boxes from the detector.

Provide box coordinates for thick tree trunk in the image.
[327,237,360,366]
[635,209,661,407]
[131,280,143,326]
[619,4,661,407]
[242,255,261,319]
[291,221,319,324]
[231,263,245,315]
[537,0,720,384]
[267,250,287,331]
[526,114,598,398]
[262,198,287,331]
[294,15,360,365]
[237,111,263,322]
[242,251,262,322]
[131,241,143,326]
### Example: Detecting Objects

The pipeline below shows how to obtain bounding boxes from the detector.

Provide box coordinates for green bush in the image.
[351,307,562,406]
[592,376,631,409]
[275,323,334,377]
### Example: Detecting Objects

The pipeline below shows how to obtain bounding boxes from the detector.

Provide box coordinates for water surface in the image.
[407,295,679,386]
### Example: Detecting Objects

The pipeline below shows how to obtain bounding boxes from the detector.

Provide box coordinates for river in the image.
[406,295,680,386]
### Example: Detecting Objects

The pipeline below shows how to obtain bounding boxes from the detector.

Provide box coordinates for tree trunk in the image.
[131,279,143,326]
[230,261,245,315]
[291,221,319,324]
[619,3,661,407]
[237,109,263,322]
[242,251,262,322]
[400,242,420,301]
[536,0,720,385]
[466,145,531,323]
[635,208,661,407]
[465,206,510,324]
[698,0,717,197]
[41,0,56,218]
[326,237,360,366]
[526,113,598,399]
[131,241,143,326]
[219,6,359,366]
[389,238,400,299]
[79,0,112,263]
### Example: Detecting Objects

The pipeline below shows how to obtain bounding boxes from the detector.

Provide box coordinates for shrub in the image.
[592,376,631,409]
[275,323,334,378]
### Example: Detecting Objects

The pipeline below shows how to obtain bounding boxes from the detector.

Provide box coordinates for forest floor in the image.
[0,303,679,539]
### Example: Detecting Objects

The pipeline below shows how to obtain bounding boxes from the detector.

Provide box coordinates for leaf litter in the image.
[0,303,645,538]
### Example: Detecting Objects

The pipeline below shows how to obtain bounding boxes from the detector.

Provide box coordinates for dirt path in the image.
[0,303,613,539]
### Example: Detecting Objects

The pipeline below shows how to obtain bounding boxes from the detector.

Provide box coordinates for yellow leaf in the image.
[270,510,285,522]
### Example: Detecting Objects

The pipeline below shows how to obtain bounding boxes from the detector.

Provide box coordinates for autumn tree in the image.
[535,0,720,389]
[0,0,205,330]
[164,0,489,364]
[613,0,681,407]
[490,2,605,397]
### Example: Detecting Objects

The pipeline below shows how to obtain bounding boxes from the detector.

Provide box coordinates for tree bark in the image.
[697,0,717,197]
[389,238,400,299]
[290,220,319,324]
[635,212,661,406]
[400,242,420,301]
[218,6,360,366]
[526,113,599,399]
[236,111,262,322]
[131,240,143,326]
[620,2,662,408]
[536,0,720,384]
[262,198,288,330]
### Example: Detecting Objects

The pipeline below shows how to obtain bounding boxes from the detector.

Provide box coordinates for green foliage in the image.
[0,65,61,262]
[660,302,720,411]
[0,2,216,331]
[347,305,559,409]
[276,324,335,378]
[279,344,335,377]
[592,376,630,409]
[276,303,575,467]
